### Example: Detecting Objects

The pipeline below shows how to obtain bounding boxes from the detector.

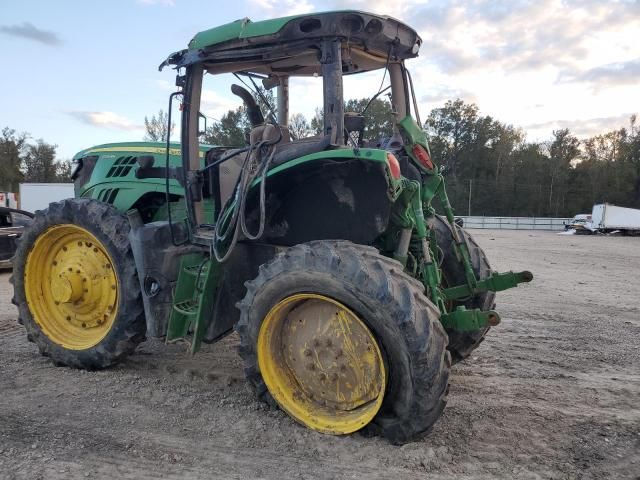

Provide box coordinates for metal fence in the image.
[457,216,571,231]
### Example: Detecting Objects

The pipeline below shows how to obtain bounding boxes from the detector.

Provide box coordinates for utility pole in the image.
[468,179,472,216]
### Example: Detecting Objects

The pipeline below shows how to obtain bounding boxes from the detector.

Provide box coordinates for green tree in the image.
[0,127,27,191]
[202,107,248,146]
[144,109,173,142]
[56,160,73,182]
[23,139,59,182]
[201,86,277,146]
[288,113,310,139]
[310,108,323,136]
[345,98,394,141]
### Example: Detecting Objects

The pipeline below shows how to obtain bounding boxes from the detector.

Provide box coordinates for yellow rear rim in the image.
[257,294,386,435]
[24,224,119,350]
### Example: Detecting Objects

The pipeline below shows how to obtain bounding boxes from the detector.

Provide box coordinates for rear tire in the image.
[236,240,450,444]
[11,199,145,369]
[432,215,495,364]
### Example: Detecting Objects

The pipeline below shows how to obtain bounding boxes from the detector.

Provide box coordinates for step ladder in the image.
[166,252,219,354]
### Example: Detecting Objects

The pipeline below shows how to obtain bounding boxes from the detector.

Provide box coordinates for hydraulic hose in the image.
[212,125,282,262]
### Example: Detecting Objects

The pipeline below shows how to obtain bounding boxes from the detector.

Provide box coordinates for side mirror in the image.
[198,112,207,136]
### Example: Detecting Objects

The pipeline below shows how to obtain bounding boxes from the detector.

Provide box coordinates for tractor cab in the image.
[155,11,430,253]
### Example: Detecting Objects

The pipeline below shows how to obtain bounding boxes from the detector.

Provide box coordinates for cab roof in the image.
[161,11,422,76]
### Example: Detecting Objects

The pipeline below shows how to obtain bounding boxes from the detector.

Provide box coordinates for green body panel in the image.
[73,142,214,222]
[188,15,300,50]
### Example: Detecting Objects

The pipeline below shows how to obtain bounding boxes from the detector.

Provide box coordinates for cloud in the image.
[403,0,639,76]
[137,0,175,6]
[525,113,635,139]
[0,22,61,46]
[559,58,640,88]
[420,86,478,108]
[68,111,143,131]
[200,89,241,119]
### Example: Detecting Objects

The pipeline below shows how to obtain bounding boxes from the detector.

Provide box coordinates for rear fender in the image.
[245,152,395,246]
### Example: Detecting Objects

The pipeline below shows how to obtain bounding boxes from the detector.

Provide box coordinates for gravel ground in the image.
[1,230,639,479]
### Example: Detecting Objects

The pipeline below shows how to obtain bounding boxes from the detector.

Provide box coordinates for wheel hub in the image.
[282,299,381,410]
[257,293,386,435]
[25,225,119,349]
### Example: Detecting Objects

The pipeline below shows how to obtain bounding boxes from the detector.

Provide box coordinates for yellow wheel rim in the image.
[257,294,386,435]
[24,224,119,350]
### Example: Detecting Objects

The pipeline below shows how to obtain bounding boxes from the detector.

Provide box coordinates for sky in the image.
[0,0,638,159]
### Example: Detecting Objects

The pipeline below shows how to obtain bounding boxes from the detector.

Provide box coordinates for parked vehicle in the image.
[565,213,591,231]
[586,204,640,234]
[0,207,34,269]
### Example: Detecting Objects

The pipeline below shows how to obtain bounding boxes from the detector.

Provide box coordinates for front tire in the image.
[236,241,450,444]
[11,199,145,369]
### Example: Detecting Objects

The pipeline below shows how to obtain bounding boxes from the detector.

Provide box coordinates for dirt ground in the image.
[1,230,639,480]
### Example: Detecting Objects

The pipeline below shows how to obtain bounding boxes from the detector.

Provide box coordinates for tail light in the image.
[386,153,401,179]
[412,144,434,170]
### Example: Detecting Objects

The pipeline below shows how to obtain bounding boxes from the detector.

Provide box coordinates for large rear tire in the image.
[236,240,450,444]
[432,215,495,364]
[11,199,145,369]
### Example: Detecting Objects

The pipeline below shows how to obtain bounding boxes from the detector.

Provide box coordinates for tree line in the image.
[0,127,71,191]
[148,96,637,218]
[426,100,640,217]
[5,97,636,219]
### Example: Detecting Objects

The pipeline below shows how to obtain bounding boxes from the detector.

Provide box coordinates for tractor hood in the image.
[160,11,421,75]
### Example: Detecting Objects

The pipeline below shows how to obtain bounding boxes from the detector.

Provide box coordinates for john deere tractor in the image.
[12,11,532,444]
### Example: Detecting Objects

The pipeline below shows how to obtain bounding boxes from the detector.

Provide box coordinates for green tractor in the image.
[11,11,532,444]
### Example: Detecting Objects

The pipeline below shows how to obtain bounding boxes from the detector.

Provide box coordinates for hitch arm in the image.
[442,270,533,301]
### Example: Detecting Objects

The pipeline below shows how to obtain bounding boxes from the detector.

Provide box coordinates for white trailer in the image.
[587,203,640,233]
[0,192,18,209]
[19,183,75,214]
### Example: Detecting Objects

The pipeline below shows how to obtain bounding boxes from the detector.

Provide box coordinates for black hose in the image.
[231,84,264,127]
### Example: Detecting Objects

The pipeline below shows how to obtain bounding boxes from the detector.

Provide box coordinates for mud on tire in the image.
[236,240,450,444]
[11,198,146,369]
